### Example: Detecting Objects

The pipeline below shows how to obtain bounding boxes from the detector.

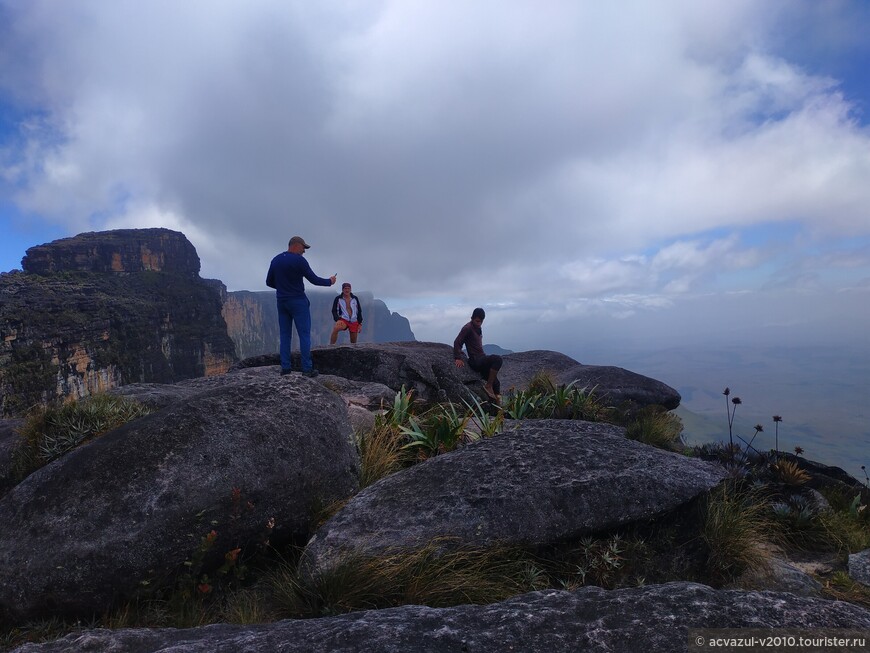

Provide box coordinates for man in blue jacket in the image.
[266,235,336,377]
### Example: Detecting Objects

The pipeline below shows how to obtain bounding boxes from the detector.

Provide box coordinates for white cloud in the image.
[1,0,870,351]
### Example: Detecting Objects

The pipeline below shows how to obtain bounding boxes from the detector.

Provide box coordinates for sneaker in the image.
[301,369,319,378]
[280,368,293,376]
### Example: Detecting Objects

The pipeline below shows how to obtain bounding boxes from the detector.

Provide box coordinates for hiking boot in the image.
[301,369,320,378]
[280,368,293,376]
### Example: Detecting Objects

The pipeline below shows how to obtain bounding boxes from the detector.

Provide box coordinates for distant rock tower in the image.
[22,228,201,277]
[1,229,237,416]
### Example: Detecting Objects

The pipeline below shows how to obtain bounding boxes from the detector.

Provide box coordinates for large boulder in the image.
[301,420,726,579]
[0,374,359,623]
[500,350,681,409]
[11,583,870,652]
[112,367,397,432]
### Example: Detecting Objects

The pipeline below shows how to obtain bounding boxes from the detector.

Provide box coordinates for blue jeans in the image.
[277,296,313,372]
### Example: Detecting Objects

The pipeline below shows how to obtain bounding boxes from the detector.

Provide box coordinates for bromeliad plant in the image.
[400,402,469,458]
[502,380,605,422]
[503,389,541,420]
[11,393,153,481]
[463,396,504,440]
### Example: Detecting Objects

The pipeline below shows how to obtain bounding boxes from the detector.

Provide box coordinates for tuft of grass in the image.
[526,370,557,396]
[356,420,407,488]
[10,393,152,481]
[218,587,278,625]
[0,617,78,651]
[622,405,683,451]
[270,540,536,617]
[817,506,870,554]
[701,483,773,585]
[822,571,870,609]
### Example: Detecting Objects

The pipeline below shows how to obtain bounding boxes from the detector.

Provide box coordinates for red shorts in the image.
[337,319,361,334]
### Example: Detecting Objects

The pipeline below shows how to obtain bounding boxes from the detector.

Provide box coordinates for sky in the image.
[1,0,870,356]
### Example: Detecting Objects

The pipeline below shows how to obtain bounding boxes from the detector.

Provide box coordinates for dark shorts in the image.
[469,354,502,394]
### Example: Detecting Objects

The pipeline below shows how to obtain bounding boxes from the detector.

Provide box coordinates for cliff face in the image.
[224,290,415,359]
[0,229,237,416]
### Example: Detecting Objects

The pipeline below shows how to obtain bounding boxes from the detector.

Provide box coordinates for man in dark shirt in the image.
[266,235,336,377]
[454,307,502,401]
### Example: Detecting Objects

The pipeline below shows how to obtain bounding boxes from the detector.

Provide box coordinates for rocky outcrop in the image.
[223,290,415,359]
[0,374,359,622]
[237,342,485,405]
[301,420,726,579]
[500,350,681,409]
[237,343,681,410]
[12,582,870,653]
[21,228,201,276]
[0,230,237,416]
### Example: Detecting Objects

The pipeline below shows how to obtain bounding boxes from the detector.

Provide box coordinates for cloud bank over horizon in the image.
[2,0,869,352]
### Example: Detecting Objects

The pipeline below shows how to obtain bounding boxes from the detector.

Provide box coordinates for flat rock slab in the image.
[12,582,870,653]
[500,350,681,409]
[301,420,726,578]
[850,548,870,587]
[0,375,360,622]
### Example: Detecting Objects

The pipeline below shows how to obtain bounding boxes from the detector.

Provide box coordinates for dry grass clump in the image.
[822,572,870,609]
[270,539,534,617]
[356,420,407,489]
[526,370,557,395]
[622,405,683,451]
[702,483,773,585]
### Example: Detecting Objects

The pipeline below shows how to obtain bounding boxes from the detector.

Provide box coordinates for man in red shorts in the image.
[330,282,364,344]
